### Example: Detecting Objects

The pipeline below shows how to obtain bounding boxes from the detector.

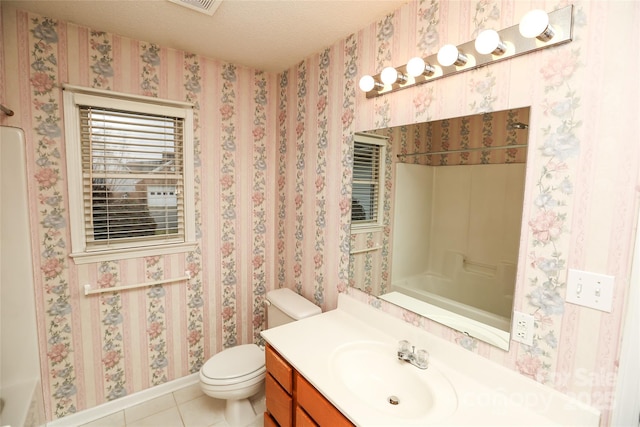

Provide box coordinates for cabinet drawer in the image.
[296,373,354,426]
[266,374,293,427]
[266,344,293,393]
[295,405,319,427]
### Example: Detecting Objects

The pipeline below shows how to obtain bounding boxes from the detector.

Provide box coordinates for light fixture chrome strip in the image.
[362,5,573,98]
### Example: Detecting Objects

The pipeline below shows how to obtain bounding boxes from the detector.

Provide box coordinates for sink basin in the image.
[329,341,457,422]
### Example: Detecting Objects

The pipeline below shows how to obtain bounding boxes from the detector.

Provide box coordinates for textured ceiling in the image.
[5,0,408,72]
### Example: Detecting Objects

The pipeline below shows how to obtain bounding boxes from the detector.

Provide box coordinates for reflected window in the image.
[352,133,387,229]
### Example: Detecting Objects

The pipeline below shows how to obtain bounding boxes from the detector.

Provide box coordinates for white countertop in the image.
[261,294,600,426]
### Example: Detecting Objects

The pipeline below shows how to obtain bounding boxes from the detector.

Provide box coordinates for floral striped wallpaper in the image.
[282,1,638,425]
[2,7,276,420]
[1,0,639,425]
[395,108,530,166]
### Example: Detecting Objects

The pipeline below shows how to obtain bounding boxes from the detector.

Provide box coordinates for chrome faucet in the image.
[397,340,429,369]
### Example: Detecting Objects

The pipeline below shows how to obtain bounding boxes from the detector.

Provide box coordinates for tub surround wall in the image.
[0,126,45,427]
[1,1,639,425]
[391,162,525,318]
[428,164,525,278]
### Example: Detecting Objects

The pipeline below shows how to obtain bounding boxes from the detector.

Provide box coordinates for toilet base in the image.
[200,379,263,426]
[224,398,256,426]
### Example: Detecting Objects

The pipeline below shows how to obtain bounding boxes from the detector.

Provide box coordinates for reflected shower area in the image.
[350,107,530,350]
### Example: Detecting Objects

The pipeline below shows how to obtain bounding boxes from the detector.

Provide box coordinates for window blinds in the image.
[79,106,185,248]
[352,140,382,224]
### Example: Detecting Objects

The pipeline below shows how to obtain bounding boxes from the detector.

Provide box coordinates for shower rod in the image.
[397,143,528,158]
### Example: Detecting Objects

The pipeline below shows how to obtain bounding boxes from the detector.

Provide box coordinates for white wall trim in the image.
[611,218,640,426]
[46,373,199,427]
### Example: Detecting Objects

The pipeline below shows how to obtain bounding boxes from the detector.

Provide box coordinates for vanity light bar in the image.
[360,5,573,98]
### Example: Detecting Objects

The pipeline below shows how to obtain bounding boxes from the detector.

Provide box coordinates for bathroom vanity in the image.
[261,293,600,426]
[264,344,353,426]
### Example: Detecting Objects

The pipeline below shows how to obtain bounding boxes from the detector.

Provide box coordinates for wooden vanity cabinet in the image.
[265,343,293,426]
[295,372,353,426]
[264,344,354,427]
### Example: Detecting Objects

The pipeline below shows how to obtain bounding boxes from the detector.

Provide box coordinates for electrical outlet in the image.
[512,311,534,346]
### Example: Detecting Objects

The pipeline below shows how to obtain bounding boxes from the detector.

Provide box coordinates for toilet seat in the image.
[200,344,266,387]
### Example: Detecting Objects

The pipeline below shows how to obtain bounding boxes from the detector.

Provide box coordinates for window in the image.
[351,132,387,230]
[63,86,195,263]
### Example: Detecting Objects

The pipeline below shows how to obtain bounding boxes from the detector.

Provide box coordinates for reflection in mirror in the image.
[349,107,530,350]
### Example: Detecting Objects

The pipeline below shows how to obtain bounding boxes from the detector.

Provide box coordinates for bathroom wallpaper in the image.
[281,0,638,425]
[1,0,639,425]
[1,7,277,420]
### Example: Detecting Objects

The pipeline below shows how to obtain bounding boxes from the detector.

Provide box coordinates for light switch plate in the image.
[566,269,614,312]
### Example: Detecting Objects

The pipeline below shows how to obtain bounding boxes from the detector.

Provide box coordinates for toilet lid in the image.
[201,344,265,380]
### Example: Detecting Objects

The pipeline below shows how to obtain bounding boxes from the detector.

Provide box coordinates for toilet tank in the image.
[266,288,321,328]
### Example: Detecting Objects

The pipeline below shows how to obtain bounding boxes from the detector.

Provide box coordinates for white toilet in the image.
[199,288,321,426]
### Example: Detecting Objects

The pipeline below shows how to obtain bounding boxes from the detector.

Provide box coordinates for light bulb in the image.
[437,44,467,67]
[406,57,435,77]
[519,9,554,41]
[380,66,402,85]
[358,75,376,92]
[475,29,506,55]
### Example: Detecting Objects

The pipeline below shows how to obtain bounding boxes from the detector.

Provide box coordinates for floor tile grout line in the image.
[82,384,265,427]
[171,390,187,427]
[122,392,181,426]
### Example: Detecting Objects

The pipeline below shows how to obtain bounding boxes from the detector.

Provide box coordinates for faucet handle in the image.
[416,349,429,369]
[398,339,411,354]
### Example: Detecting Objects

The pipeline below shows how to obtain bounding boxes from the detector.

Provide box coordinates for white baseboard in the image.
[46,373,199,427]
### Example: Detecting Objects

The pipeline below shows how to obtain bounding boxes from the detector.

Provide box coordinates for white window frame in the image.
[63,85,196,264]
[351,132,387,234]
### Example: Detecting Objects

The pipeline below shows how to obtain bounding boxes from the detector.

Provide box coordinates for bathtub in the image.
[392,274,512,332]
[1,381,44,427]
[1,126,45,427]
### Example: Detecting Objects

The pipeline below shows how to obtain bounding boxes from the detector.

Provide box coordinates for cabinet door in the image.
[295,373,354,426]
[266,373,292,427]
[295,406,319,427]
[264,412,279,427]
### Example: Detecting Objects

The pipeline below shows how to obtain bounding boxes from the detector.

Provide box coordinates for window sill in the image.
[350,224,385,235]
[69,241,198,265]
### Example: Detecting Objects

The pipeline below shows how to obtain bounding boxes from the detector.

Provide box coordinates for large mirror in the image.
[349,107,530,350]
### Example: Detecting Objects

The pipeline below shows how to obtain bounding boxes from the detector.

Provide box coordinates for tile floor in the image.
[78,383,265,427]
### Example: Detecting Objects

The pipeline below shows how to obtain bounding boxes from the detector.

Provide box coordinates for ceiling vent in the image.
[169,0,223,16]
